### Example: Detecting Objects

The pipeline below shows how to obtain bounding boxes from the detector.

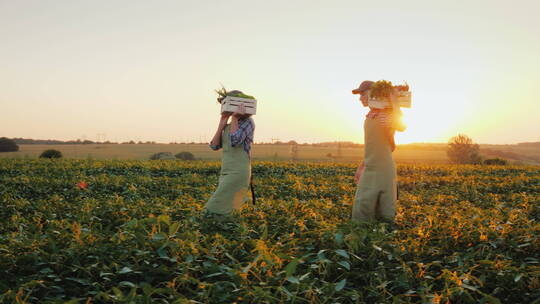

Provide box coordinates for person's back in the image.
[363,110,394,170]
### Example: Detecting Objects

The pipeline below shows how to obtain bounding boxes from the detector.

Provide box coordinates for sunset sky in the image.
[1,0,539,144]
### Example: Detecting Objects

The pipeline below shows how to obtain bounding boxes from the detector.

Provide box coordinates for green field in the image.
[2,143,539,165]
[0,159,538,303]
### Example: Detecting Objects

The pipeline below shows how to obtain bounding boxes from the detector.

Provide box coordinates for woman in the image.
[351,80,402,224]
[205,91,255,215]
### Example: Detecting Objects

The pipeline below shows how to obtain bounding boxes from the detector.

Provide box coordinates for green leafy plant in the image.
[0,159,537,303]
[215,85,255,104]
[175,151,196,160]
[369,80,410,100]
[484,158,508,165]
[0,137,19,152]
[149,152,174,160]
[39,149,62,159]
[369,80,394,100]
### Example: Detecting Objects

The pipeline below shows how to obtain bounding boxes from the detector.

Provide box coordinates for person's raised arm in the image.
[355,161,365,184]
[387,128,396,152]
[387,88,399,152]
[209,113,230,150]
[389,87,400,125]
[390,88,406,133]
[230,104,246,134]
[230,104,254,148]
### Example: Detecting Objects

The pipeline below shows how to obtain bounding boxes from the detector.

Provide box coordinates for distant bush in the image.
[0,137,19,152]
[150,152,175,160]
[175,151,196,160]
[447,134,482,164]
[484,158,508,165]
[40,149,62,159]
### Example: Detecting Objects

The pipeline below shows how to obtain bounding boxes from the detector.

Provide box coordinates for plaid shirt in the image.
[210,117,255,156]
[366,108,393,129]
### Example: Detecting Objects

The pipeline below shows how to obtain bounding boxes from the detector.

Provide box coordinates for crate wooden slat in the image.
[367,91,412,109]
[221,96,257,115]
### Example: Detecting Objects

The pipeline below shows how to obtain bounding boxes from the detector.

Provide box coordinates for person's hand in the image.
[354,165,365,184]
[386,128,396,151]
[219,112,231,127]
[221,112,231,120]
[232,104,246,118]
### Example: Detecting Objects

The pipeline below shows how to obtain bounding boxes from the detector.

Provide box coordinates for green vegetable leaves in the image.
[215,85,255,103]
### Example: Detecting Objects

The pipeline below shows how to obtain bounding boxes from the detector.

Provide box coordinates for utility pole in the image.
[271,138,280,161]
[290,141,298,162]
[96,133,106,143]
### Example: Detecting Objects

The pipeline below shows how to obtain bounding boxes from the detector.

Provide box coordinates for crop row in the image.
[0,160,538,303]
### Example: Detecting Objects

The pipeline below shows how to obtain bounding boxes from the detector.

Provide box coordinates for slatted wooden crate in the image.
[221,96,257,115]
[368,91,412,109]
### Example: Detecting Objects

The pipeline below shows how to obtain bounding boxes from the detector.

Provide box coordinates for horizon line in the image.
[5,137,539,146]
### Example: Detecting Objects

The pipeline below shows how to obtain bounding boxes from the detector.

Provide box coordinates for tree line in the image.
[0,136,520,165]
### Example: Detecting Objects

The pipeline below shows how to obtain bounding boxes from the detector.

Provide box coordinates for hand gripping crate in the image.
[221,96,257,115]
[368,91,412,109]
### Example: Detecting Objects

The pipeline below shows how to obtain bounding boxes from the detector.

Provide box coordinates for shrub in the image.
[150,152,175,160]
[0,137,19,152]
[40,149,62,159]
[447,134,482,164]
[175,151,196,160]
[484,158,508,165]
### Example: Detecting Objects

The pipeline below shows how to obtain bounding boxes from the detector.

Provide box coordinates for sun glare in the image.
[396,105,466,144]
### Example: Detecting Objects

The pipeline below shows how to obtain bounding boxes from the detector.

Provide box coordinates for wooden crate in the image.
[221,96,257,115]
[368,91,412,109]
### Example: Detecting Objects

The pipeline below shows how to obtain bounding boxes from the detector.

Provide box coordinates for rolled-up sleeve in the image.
[230,119,253,147]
